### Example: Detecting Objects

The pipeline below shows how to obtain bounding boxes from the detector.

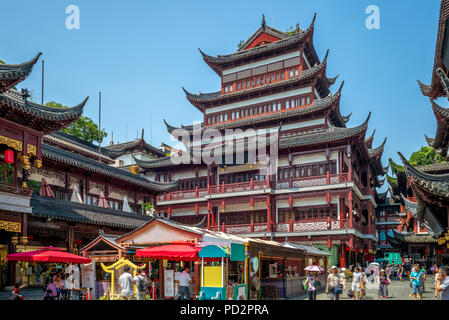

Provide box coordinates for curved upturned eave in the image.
[184,54,328,107]
[199,13,316,69]
[0,53,42,92]
[207,81,343,131]
[398,151,449,184]
[279,112,370,149]
[368,137,387,158]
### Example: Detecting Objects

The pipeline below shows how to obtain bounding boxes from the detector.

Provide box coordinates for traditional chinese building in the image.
[134,15,387,267]
[0,53,177,287]
[390,0,449,266]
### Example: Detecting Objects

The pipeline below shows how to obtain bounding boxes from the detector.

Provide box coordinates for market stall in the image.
[135,243,200,299]
[6,246,92,300]
[100,258,146,299]
[198,243,247,300]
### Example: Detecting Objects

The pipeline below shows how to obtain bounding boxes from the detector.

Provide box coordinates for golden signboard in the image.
[0,220,21,233]
[0,135,22,152]
[27,144,36,157]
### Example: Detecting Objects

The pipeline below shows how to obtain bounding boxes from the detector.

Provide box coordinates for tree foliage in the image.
[387,146,446,189]
[408,146,446,166]
[0,59,4,64]
[45,101,107,144]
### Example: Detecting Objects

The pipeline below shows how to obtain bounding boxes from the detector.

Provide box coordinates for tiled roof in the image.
[105,137,166,158]
[0,53,41,93]
[30,195,151,229]
[42,143,178,192]
[368,137,387,158]
[199,13,316,71]
[279,112,370,149]
[416,162,449,173]
[0,89,87,133]
[173,81,345,132]
[417,0,449,98]
[392,230,437,243]
[425,99,449,157]
[398,152,449,199]
[45,131,116,163]
[184,51,329,106]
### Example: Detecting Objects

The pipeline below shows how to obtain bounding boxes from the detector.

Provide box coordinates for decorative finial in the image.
[21,88,30,101]
[296,23,300,32]
[262,14,266,29]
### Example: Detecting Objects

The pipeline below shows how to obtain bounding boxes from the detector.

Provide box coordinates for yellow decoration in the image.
[101,258,146,298]
[34,159,42,168]
[203,266,223,288]
[0,135,22,151]
[21,181,28,188]
[20,155,30,165]
[20,236,28,245]
[11,236,19,245]
[130,165,140,174]
[0,221,21,233]
[27,144,36,157]
[250,206,254,211]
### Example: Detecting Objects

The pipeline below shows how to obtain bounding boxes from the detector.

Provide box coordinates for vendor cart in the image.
[198,243,247,300]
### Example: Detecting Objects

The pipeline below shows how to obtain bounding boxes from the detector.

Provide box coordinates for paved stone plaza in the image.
[290,278,441,300]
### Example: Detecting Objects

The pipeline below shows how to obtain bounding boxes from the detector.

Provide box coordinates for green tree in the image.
[237,40,245,49]
[387,146,446,187]
[0,59,4,64]
[46,101,107,144]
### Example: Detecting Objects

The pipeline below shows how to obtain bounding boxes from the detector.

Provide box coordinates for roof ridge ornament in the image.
[21,88,31,101]
[262,14,266,30]
[436,67,449,98]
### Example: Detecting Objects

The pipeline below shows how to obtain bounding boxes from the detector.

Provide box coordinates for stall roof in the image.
[282,242,331,256]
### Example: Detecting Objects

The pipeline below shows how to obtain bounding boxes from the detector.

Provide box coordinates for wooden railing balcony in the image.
[275,173,349,190]
[0,182,34,197]
[221,218,351,234]
[157,173,350,202]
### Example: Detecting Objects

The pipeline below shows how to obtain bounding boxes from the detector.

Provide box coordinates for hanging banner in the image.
[164,269,175,297]
[81,262,96,299]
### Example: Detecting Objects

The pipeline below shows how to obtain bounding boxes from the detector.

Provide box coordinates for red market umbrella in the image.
[97,191,110,208]
[6,247,91,264]
[136,244,201,261]
[39,178,55,198]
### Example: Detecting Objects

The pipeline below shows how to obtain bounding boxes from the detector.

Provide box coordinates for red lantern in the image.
[74,239,82,245]
[346,246,351,252]
[195,204,199,215]
[355,248,359,253]
[288,194,293,208]
[4,149,14,164]
[363,248,369,254]
[168,207,172,215]
[27,235,34,241]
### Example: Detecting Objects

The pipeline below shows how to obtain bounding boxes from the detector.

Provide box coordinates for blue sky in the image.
[1,0,442,183]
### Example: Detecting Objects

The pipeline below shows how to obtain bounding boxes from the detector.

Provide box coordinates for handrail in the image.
[0,182,34,197]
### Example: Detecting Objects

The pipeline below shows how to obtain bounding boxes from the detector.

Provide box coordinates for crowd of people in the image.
[306,262,449,300]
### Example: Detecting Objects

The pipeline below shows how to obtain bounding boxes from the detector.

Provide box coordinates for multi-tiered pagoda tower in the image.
[135,14,387,267]
[389,0,449,265]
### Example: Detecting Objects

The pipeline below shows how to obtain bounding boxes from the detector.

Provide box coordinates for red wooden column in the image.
[194,261,200,297]
[340,244,346,268]
[266,195,271,231]
[348,191,353,228]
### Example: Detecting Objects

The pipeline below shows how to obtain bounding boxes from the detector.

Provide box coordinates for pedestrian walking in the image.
[378,269,390,298]
[119,266,135,300]
[134,270,148,300]
[434,266,442,299]
[175,267,192,300]
[351,267,363,300]
[436,266,449,300]
[409,264,423,300]
[304,271,318,300]
[420,266,427,293]
[326,266,344,300]
[398,264,404,282]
